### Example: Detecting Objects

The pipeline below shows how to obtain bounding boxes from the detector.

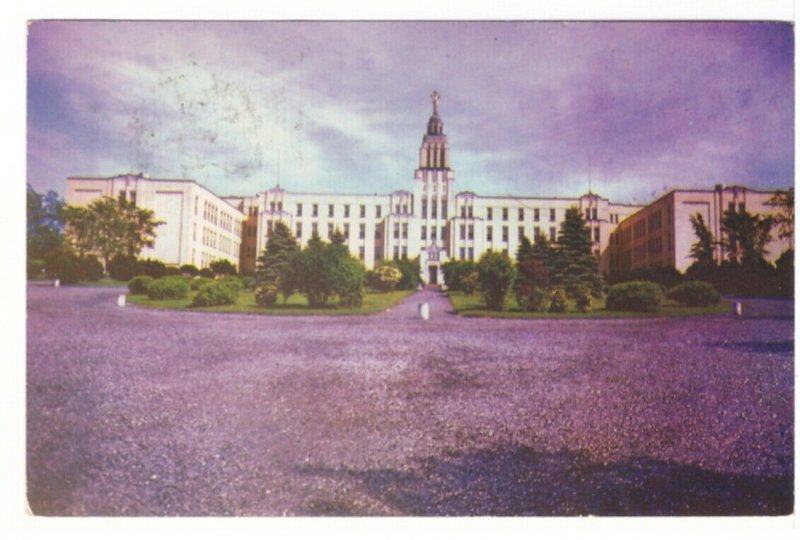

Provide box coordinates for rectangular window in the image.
[550,209,556,222]
[468,225,474,240]
[461,206,466,218]
[502,226,508,242]
[518,208,524,221]
[329,204,334,218]
[534,208,539,222]
[395,204,401,214]
[441,226,446,240]
[312,204,318,218]
[393,246,399,259]
[728,202,735,212]
[534,226,541,239]
[393,223,399,239]
[118,190,126,202]
[296,223,302,238]
[487,208,493,220]
[403,204,408,214]
[460,224,465,240]
[344,223,350,238]
[518,226,524,240]
[592,208,598,221]
[431,227,437,240]
[441,201,447,219]
[487,227,493,241]
[375,224,382,240]
[594,226,600,242]
[549,227,556,242]
[502,208,508,221]
[344,205,350,218]
[359,223,365,239]
[312,223,318,235]
[422,198,428,218]
[586,209,592,221]
[376,205,382,218]
[297,203,303,216]
[738,202,745,213]
[360,205,365,218]
[277,202,282,212]
[130,191,136,205]
[468,247,474,260]
[401,246,407,258]
[267,221,273,234]
[421,226,427,240]
[402,223,408,239]
[359,246,365,261]
[328,223,334,238]
[460,247,465,260]
[431,203,437,219]
[270,202,275,212]
[468,206,473,218]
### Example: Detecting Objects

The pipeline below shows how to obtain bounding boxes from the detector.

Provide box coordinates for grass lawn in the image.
[447,291,730,318]
[127,288,415,316]
[77,278,131,287]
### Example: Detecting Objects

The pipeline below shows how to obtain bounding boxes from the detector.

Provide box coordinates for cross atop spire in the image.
[431,90,440,115]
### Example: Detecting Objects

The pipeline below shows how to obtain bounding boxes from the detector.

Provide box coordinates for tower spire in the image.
[431,90,440,115]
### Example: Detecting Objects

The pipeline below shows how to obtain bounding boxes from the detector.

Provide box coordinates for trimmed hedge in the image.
[667,280,720,307]
[128,275,154,295]
[254,283,279,307]
[606,281,662,312]
[192,280,239,307]
[147,276,190,300]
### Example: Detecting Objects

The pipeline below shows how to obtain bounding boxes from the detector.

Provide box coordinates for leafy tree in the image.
[477,251,515,311]
[288,233,337,308]
[720,209,773,265]
[63,196,163,274]
[331,255,365,307]
[442,260,478,293]
[27,185,65,277]
[255,221,299,303]
[392,257,421,290]
[767,188,794,241]
[553,207,603,297]
[775,249,794,298]
[688,213,717,269]
[374,264,402,292]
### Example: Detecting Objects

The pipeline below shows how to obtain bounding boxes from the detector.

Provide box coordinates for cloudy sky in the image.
[27,21,793,203]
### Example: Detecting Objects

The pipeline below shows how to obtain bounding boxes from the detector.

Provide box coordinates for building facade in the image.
[64,93,789,281]
[65,174,244,270]
[605,186,792,274]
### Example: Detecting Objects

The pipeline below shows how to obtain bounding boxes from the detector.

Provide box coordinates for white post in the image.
[419,302,430,320]
[734,301,742,317]
[117,294,126,307]
[53,279,60,287]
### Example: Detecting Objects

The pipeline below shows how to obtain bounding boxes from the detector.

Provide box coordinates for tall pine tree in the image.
[256,220,299,301]
[553,206,603,297]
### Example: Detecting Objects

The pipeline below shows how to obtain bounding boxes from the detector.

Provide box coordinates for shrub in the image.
[192,280,239,307]
[517,286,551,312]
[163,266,182,276]
[393,257,421,290]
[128,275,154,295]
[80,255,104,281]
[254,283,279,307]
[198,267,214,278]
[442,260,479,292]
[667,280,720,307]
[217,275,244,290]
[461,270,479,295]
[241,275,257,290]
[27,258,46,279]
[43,247,83,284]
[147,276,190,300]
[775,249,793,298]
[332,257,365,308]
[209,258,237,276]
[478,251,515,311]
[138,258,167,278]
[575,287,593,313]
[179,264,200,277]
[549,289,568,313]
[108,255,139,281]
[606,281,662,312]
[190,276,213,291]
[374,264,402,292]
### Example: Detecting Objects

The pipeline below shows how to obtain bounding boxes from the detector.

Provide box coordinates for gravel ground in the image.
[27,285,793,516]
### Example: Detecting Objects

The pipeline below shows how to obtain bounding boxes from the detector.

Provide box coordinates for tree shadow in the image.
[297,444,793,516]
[705,340,794,355]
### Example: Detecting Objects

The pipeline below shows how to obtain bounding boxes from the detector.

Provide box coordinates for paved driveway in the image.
[26,285,794,515]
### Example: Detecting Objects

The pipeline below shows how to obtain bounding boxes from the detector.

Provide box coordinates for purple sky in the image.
[27,21,793,203]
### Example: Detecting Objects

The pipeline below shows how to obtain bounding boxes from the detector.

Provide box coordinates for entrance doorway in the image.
[428,265,438,285]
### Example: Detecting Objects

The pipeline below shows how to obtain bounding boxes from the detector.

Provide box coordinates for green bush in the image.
[393,257,421,290]
[517,286,551,312]
[192,280,239,307]
[190,276,213,291]
[128,275,154,295]
[575,287,593,313]
[198,267,215,278]
[549,289,568,313]
[667,280,720,307]
[27,258,46,279]
[138,258,167,278]
[147,276,190,300]
[108,255,139,281]
[374,264,402,292]
[209,259,237,276]
[43,247,83,284]
[606,281,662,312]
[478,251,515,311]
[254,283,279,307]
[80,255,104,281]
[179,264,200,277]
[332,257,365,307]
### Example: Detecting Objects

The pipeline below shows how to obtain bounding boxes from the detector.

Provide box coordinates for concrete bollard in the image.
[54,279,60,287]
[419,302,430,320]
[733,301,742,317]
[117,294,126,307]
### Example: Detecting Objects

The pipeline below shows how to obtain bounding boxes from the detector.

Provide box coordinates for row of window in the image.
[420,225,447,241]
[295,203,385,219]
[420,198,448,219]
[117,190,137,204]
[483,207,559,223]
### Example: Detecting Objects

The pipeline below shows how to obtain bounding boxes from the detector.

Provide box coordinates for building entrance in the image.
[428,264,438,285]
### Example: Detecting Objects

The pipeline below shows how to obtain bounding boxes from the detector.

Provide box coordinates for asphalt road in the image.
[26,285,794,516]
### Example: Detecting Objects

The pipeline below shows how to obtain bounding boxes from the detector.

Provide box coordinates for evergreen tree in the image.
[256,220,299,302]
[515,234,534,264]
[688,213,717,269]
[767,188,794,241]
[553,206,603,297]
[720,208,773,265]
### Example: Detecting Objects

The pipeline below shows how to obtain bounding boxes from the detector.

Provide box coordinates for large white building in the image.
[64,92,789,282]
